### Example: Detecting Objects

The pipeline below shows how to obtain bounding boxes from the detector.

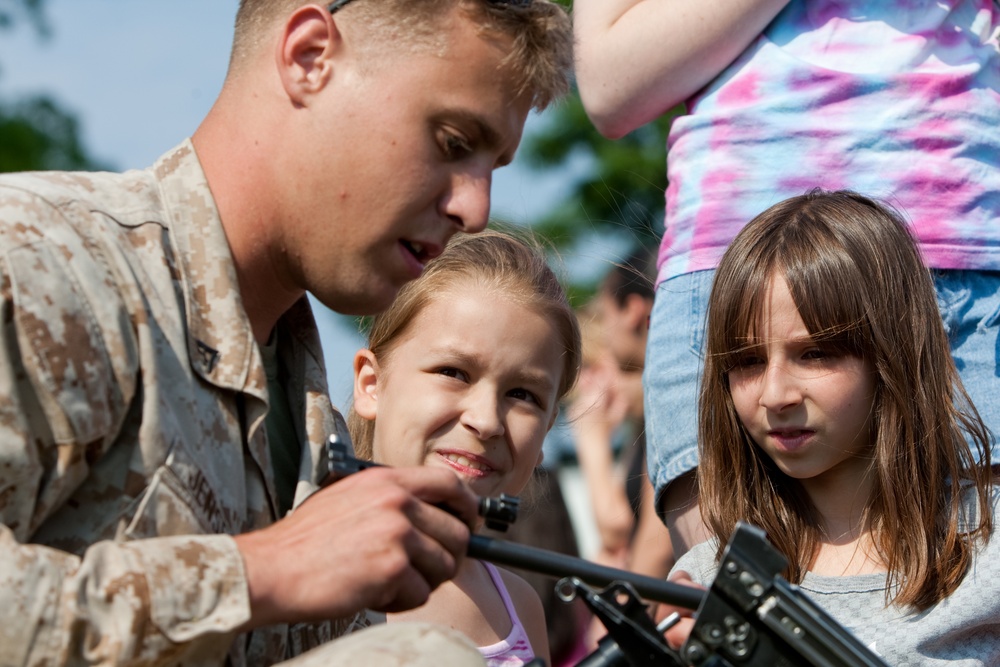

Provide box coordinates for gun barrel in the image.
[468,535,703,610]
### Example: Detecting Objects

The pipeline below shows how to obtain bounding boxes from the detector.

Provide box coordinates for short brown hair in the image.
[231,0,572,111]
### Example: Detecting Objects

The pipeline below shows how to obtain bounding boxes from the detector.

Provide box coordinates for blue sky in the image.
[0,0,607,407]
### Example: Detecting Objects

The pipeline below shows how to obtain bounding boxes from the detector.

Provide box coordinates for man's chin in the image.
[312,284,401,317]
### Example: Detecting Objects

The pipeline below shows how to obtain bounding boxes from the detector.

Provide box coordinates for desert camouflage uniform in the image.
[0,140,358,666]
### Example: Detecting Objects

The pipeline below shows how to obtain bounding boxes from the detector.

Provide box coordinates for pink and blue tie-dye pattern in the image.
[659,0,1000,284]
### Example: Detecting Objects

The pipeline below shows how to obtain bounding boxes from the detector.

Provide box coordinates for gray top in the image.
[672,487,1000,666]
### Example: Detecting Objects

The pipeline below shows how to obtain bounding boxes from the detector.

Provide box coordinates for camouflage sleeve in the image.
[0,528,251,665]
[0,196,251,664]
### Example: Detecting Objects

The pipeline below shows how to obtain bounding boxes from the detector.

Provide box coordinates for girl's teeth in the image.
[446,453,484,471]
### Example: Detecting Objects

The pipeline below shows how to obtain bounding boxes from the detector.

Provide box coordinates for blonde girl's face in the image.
[726,274,877,499]
[352,286,564,498]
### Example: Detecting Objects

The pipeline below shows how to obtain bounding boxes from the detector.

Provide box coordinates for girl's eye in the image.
[440,130,473,160]
[803,347,833,361]
[508,387,541,407]
[436,367,468,382]
[733,354,765,369]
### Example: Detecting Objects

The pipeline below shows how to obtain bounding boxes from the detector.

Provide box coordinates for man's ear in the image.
[353,349,381,419]
[276,5,340,106]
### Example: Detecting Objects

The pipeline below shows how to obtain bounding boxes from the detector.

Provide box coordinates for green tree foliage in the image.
[0,0,47,37]
[517,0,682,298]
[523,95,680,252]
[0,96,109,172]
[0,0,108,173]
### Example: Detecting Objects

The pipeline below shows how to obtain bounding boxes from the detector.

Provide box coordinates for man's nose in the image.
[441,170,491,234]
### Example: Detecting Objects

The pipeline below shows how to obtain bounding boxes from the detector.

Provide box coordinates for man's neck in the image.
[191,89,305,345]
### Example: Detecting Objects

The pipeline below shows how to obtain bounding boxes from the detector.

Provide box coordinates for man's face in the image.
[596,290,647,372]
[284,8,532,315]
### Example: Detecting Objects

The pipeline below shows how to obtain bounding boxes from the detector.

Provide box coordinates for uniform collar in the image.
[152,140,264,397]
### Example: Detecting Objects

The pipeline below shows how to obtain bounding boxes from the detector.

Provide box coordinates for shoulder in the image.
[0,171,144,446]
[670,538,721,587]
[495,566,543,618]
[0,169,158,229]
[954,478,1000,534]
[494,566,548,656]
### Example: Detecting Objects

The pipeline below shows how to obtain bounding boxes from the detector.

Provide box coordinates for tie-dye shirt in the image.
[659,0,1000,284]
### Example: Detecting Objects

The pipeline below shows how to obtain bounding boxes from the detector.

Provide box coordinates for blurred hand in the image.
[567,355,630,440]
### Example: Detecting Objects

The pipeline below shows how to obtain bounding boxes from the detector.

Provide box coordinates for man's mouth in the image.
[402,240,428,264]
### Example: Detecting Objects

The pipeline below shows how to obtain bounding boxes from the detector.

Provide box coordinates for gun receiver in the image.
[681,522,889,667]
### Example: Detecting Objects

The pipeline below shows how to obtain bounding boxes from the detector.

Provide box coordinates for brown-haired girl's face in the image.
[352,286,564,498]
[727,274,877,499]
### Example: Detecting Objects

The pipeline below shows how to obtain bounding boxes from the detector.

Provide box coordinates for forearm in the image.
[627,475,674,579]
[574,429,633,551]
[0,528,247,666]
[573,0,791,138]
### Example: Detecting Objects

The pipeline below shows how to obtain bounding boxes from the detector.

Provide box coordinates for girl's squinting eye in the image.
[508,387,542,407]
[436,367,468,382]
[732,353,765,369]
[440,130,473,160]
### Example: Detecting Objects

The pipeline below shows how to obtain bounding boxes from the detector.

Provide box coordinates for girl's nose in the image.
[758,361,803,413]
[461,390,505,440]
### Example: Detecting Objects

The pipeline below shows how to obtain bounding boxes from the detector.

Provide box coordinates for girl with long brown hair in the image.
[670,190,998,663]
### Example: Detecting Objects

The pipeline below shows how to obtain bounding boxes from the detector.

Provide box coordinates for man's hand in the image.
[234,465,478,628]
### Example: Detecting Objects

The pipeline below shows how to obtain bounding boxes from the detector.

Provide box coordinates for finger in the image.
[661,571,702,649]
[667,569,703,589]
[402,492,473,565]
[665,617,696,649]
[371,502,468,613]
[387,466,480,529]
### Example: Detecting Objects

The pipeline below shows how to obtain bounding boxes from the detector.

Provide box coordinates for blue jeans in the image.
[933,269,1000,460]
[643,269,1000,506]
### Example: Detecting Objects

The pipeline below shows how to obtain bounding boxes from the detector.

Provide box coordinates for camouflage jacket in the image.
[0,141,352,666]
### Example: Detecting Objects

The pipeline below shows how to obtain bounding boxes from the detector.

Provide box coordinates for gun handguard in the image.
[467,535,703,610]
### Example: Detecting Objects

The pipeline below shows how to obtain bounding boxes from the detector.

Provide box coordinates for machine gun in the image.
[323,436,889,667]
